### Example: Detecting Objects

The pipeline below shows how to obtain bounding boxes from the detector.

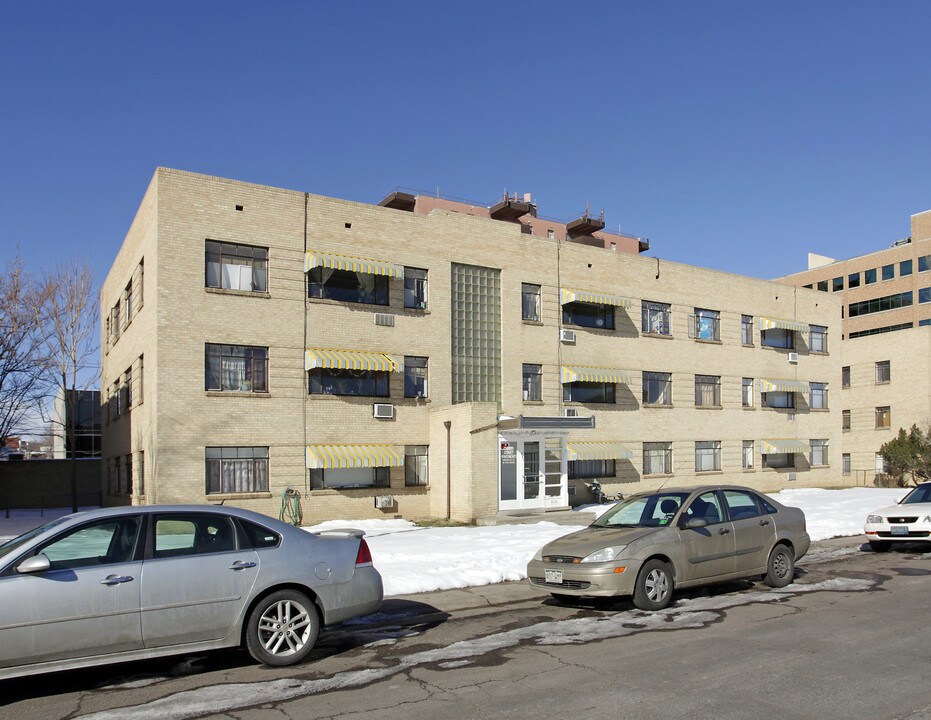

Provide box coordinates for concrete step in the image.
[476,509,590,526]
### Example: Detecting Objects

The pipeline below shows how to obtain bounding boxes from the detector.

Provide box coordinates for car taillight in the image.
[355,538,373,566]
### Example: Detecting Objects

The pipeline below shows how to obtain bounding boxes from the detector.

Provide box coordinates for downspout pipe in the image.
[444,420,452,520]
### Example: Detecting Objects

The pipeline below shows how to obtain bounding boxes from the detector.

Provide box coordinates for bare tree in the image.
[40,259,98,512]
[0,256,52,446]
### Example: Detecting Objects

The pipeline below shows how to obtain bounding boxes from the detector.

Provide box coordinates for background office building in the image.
[101,169,842,524]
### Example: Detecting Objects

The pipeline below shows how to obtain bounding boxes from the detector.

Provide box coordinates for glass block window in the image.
[451,264,501,404]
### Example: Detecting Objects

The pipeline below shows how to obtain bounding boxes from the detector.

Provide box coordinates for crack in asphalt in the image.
[73,575,880,720]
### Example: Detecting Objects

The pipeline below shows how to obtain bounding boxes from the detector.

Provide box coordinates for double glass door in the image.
[499,435,566,511]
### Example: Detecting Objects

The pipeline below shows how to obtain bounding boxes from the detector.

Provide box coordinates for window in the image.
[205,344,268,392]
[901,259,913,276]
[683,491,725,524]
[842,409,851,431]
[643,442,672,475]
[741,315,753,344]
[724,489,762,519]
[763,390,794,409]
[810,439,829,466]
[695,441,721,472]
[848,272,861,289]
[205,241,268,292]
[875,360,890,384]
[521,283,541,321]
[522,364,542,401]
[865,268,877,285]
[842,453,851,475]
[310,466,389,489]
[39,516,141,570]
[122,280,132,330]
[919,255,931,272]
[919,287,931,304]
[404,268,428,309]
[563,302,614,329]
[136,355,144,405]
[742,378,753,407]
[764,452,794,469]
[849,322,913,338]
[816,280,828,292]
[809,325,828,353]
[138,450,145,496]
[810,382,828,409]
[569,459,616,479]
[125,454,133,495]
[882,264,895,281]
[694,375,721,407]
[848,291,913,317]
[564,382,615,404]
[307,267,388,305]
[832,276,843,292]
[921,319,931,327]
[405,445,428,487]
[875,406,891,429]
[309,368,389,397]
[690,308,720,341]
[742,441,754,470]
[642,371,672,405]
[404,356,428,398]
[205,447,269,494]
[842,366,850,388]
[761,327,794,349]
[642,301,671,335]
[121,367,132,409]
[153,514,236,557]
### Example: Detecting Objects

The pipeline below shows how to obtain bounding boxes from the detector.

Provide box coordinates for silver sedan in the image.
[0,505,383,679]
[528,485,810,610]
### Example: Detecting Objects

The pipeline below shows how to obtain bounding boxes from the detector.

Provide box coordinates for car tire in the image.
[245,589,320,666]
[763,544,795,588]
[869,541,891,553]
[633,559,674,611]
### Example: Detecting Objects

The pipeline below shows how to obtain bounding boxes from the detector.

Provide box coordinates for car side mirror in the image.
[16,554,51,574]
[683,517,708,530]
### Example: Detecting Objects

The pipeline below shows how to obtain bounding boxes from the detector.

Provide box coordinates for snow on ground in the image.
[306,487,909,597]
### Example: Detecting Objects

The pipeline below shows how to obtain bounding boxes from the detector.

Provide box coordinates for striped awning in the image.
[759,378,809,393]
[759,316,809,333]
[760,439,810,455]
[560,287,633,309]
[567,442,633,462]
[305,348,398,372]
[306,444,404,469]
[561,365,633,385]
[305,251,404,279]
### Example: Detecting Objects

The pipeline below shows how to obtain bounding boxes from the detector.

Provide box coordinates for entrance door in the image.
[499,435,567,511]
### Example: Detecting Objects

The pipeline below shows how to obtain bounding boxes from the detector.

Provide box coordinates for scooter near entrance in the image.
[587,477,623,504]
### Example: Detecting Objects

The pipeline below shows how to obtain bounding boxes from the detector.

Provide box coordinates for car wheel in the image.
[633,559,674,610]
[246,589,320,666]
[869,541,891,553]
[764,544,795,588]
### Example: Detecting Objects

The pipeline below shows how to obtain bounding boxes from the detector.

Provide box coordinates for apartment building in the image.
[777,209,931,480]
[100,168,842,524]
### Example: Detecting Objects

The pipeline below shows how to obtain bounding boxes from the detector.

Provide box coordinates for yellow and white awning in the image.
[305,348,398,372]
[561,365,633,385]
[759,317,809,334]
[759,378,808,393]
[305,251,404,279]
[567,442,633,462]
[760,439,810,455]
[306,444,404,469]
[560,287,633,309]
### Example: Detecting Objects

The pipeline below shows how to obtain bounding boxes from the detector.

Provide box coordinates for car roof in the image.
[632,484,771,496]
[43,504,298,534]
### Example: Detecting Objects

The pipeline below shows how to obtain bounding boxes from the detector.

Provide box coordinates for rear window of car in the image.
[241,520,281,548]
[757,495,779,514]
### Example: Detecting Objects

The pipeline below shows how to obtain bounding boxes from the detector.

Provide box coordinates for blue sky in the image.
[2,1,931,288]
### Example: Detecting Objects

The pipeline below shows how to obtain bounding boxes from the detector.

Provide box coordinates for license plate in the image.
[891,525,909,536]
[544,569,563,584]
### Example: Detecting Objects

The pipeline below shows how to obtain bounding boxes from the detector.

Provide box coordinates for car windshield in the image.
[0,517,71,563]
[592,492,691,529]
[901,484,931,504]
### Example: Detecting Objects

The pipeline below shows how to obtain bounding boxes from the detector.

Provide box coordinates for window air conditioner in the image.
[787,472,797,482]
[787,352,799,364]
[560,329,576,344]
[374,313,395,327]
[564,408,580,417]
[374,495,395,509]
[373,403,395,419]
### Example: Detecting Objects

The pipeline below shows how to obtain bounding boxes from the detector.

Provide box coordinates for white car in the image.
[864,482,931,552]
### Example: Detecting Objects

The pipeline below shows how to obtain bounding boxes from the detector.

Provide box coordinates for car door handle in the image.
[717,528,731,535]
[759,519,771,526]
[229,561,257,570]
[100,574,134,586]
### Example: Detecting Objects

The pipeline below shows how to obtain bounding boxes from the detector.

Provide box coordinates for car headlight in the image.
[532,547,544,561]
[867,515,883,524]
[580,545,627,563]
[922,516,931,524]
